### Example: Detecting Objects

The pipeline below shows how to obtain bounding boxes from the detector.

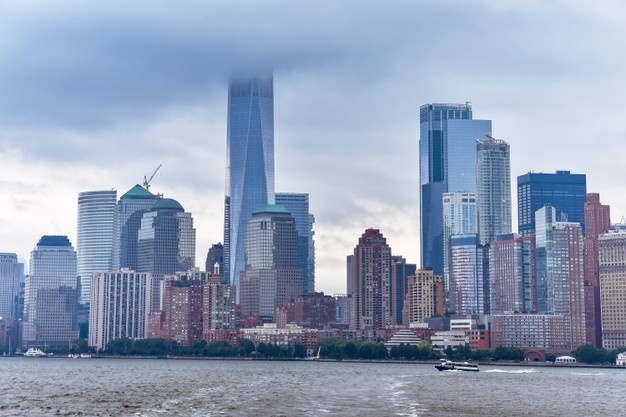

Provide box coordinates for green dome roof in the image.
[120,184,154,199]
[152,198,184,211]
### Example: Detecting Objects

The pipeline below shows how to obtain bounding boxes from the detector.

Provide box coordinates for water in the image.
[0,358,623,416]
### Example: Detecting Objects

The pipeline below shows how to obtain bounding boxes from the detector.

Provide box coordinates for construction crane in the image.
[143,164,162,191]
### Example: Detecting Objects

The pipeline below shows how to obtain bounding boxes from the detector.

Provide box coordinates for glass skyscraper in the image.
[224,76,275,292]
[0,253,23,318]
[77,190,117,305]
[517,170,587,236]
[275,193,315,294]
[419,103,492,276]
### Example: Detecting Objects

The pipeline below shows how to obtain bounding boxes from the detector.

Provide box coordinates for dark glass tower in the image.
[224,76,275,292]
[419,103,492,276]
[517,170,587,236]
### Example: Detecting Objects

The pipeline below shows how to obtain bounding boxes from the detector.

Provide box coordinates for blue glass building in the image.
[517,170,587,236]
[419,103,492,276]
[224,76,275,292]
[275,193,315,294]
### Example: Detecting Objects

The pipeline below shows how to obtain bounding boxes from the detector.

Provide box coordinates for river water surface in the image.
[0,357,622,416]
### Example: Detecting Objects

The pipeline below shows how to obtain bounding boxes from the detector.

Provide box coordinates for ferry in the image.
[435,359,479,372]
[23,347,49,358]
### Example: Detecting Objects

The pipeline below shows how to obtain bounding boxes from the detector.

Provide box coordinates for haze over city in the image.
[1,1,626,295]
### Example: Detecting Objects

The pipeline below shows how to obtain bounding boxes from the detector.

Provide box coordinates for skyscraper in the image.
[449,234,484,315]
[419,102,492,275]
[224,76,275,289]
[205,243,224,275]
[111,185,159,271]
[239,205,302,322]
[599,230,626,350]
[476,136,511,246]
[22,236,79,348]
[442,192,477,290]
[403,269,444,325]
[351,228,392,333]
[275,193,315,294]
[137,198,196,311]
[77,190,117,305]
[0,253,23,318]
[517,170,587,236]
[583,193,611,347]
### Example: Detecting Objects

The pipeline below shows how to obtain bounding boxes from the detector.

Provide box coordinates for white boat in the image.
[435,359,479,372]
[23,347,49,357]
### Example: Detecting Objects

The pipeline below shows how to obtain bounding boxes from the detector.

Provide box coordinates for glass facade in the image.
[419,103,492,275]
[275,193,315,294]
[77,190,117,305]
[0,253,23,318]
[442,192,477,291]
[224,76,275,290]
[517,171,587,236]
[449,234,483,315]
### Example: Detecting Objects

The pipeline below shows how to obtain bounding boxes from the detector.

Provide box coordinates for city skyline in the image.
[2,2,626,296]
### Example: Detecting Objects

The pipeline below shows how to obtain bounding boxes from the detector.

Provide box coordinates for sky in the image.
[1,1,626,295]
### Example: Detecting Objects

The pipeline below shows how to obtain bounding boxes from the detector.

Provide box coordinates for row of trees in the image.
[571,343,625,364]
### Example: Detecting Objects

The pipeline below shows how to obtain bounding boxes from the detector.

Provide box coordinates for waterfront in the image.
[0,358,623,416]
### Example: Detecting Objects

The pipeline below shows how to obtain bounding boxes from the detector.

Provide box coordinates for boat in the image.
[435,359,479,372]
[307,347,321,361]
[23,347,49,358]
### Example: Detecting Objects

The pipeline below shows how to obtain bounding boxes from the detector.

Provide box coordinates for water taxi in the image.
[435,359,479,372]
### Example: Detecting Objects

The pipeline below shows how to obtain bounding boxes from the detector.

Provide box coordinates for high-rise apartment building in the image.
[88,270,153,351]
[112,185,159,271]
[203,266,237,333]
[77,190,117,305]
[419,102,492,276]
[517,171,587,236]
[162,277,204,347]
[476,136,511,246]
[137,198,196,311]
[391,256,416,325]
[351,229,392,333]
[599,231,626,350]
[442,192,477,290]
[583,193,611,347]
[22,236,79,348]
[535,206,585,349]
[239,205,302,322]
[403,269,443,325]
[275,193,315,294]
[489,233,536,314]
[0,253,23,318]
[224,76,275,288]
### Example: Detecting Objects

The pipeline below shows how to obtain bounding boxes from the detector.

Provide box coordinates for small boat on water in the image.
[23,347,49,358]
[435,359,479,372]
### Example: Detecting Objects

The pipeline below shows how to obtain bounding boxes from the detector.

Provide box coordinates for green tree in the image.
[237,339,255,356]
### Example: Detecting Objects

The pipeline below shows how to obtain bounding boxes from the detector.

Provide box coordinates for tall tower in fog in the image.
[419,102,492,276]
[77,190,117,305]
[224,75,275,291]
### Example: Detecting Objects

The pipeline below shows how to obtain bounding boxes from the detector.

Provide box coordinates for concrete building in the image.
[203,266,237,333]
[599,231,626,350]
[239,205,303,322]
[240,323,318,353]
[88,270,152,351]
[351,229,393,334]
[403,269,443,325]
[275,292,336,329]
[489,233,536,314]
[583,193,611,347]
[22,236,79,348]
[491,314,569,352]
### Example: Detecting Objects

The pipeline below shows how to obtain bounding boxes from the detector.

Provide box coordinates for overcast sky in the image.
[1,1,626,294]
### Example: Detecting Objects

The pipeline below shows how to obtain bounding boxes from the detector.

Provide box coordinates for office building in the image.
[239,205,302,322]
[22,236,79,348]
[275,193,315,294]
[224,76,275,288]
[112,185,159,271]
[419,102,492,276]
[351,228,393,333]
[0,253,23,318]
[583,193,611,347]
[476,136,511,246]
[391,256,416,325]
[88,270,153,351]
[517,171,587,236]
[442,192,477,290]
[489,234,536,314]
[205,243,224,276]
[137,198,196,311]
[77,190,117,305]
[599,231,626,350]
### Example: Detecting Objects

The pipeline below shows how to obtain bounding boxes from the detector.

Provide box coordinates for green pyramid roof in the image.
[120,184,154,200]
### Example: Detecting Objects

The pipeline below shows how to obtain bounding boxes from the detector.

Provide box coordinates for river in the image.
[0,357,622,416]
